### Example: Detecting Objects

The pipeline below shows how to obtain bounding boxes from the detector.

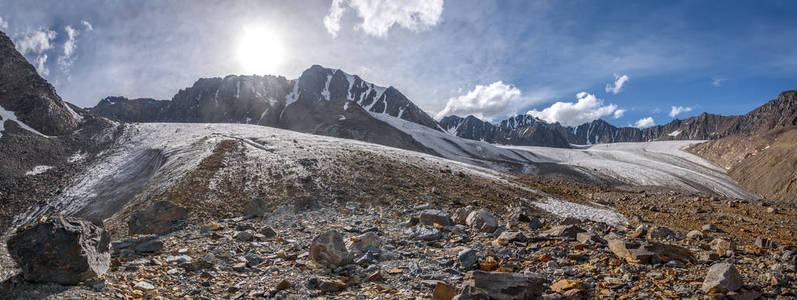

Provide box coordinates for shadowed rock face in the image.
[0,31,80,136]
[7,216,111,284]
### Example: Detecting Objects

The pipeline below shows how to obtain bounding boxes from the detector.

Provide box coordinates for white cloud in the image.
[435,81,523,122]
[81,20,93,31]
[711,77,726,87]
[669,106,692,118]
[605,73,629,94]
[33,54,49,76]
[324,0,443,38]
[0,16,8,31]
[613,109,626,119]
[634,116,655,128]
[15,28,56,55]
[526,92,624,127]
[57,25,79,73]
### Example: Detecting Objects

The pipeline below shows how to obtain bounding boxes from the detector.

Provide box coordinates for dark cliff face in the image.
[90,97,170,123]
[0,31,80,136]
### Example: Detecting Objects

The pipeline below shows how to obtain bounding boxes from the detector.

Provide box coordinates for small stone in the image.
[709,238,735,255]
[686,230,705,240]
[134,281,155,291]
[208,222,223,231]
[420,209,452,226]
[766,207,776,214]
[346,232,381,256]
[647,226,676,239]
[701,262,743,293]
[260,226,277,238]
[245,252,261,267]
[165,255,192,264]
[314,277,346,293]
[458,248,479,270]
[550,279,580,292]
[451,206,473,225]
[753,237,776,249]
[545,225,586,239]
[702,224,718,232]
[433,282,457,300]
[366,271,383,282]
[234,231,254,242]
[309,230,351,267]
[466,209,499,233]
[276,279,292,290]
[410,226,442,241]
[576,232,605,244]
[495,231,527,244]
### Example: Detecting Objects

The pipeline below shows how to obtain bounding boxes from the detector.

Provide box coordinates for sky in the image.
[1,0,796,128]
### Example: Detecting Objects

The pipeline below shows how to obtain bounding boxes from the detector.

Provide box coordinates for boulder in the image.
[544,225,586,239]
[709,238,735,255]
[458,248,479,270]
[309,230,351,267]
[701,262,743,293]
[420,209,452,226]
[346,232,381,256]
[7,216,111,284]
[234,231,254,242]
[753,237,776,249]
[493,231,527,246]
[466,209,498,233]
[607,239,694,264]
[243,197,268,217]
[410,226,442,241]
[460,271,547,300]
[451,206,473,225]
[576,232,606,244]
[128,201,188,235]
[647,226,676,239]
[686,230,705,240]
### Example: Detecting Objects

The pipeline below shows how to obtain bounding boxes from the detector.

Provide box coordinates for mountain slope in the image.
[0,30,119,236]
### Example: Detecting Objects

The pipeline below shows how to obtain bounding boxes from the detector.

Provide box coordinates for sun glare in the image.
[236,25,284,75]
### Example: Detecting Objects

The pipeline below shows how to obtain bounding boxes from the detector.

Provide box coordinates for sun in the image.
[236,25,284,75]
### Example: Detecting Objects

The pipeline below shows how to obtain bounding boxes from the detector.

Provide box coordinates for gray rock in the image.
[245,252,261,267]
[7,216,111,284]
[133,239,163,254]
[544,225,586,239]
[166,255,192,264]
[701,262,743,293]
[753,237,776,249]
[686,230,704,240]
[451,206,473,225]
[576,232,605,244]
[458,248,479,270]
[702,224,718,232]
[461,271,547,300]
[419,209,451,226]
[260,226,277,238]
[309,230,351,267]
[234,231,254,242]
[466,209,498,233]
[128,201,188,235]
[410,226,442,241]
[244,197,268,217]
[346,232,381,256]
[647,226,676,239]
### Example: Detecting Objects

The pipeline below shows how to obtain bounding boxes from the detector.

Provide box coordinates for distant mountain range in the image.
[90,66,797,150]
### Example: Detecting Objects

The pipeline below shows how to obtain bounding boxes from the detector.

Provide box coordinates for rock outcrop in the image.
[7,216,110,284]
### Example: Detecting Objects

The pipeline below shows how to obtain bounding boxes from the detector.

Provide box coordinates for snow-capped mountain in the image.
[89,65,439,153]
[439,115,570,148]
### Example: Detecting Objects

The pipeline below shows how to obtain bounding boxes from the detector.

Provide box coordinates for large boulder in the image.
[459,271,547,300]
[128,201,188,235]
[7,216,111,284]
[419,209,451,226]
[608,239,694,264]
[309,230,351,267]
[466,209,498,233]
[701,262,743,293]
[346,232,381,256]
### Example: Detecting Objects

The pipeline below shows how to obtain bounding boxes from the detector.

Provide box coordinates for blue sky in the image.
[1,0,795,128]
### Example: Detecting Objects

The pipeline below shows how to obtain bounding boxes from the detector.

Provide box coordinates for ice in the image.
[668,130,682,137]
[533,197,628,227]
[502,141,757,199]
[25,165,53,176]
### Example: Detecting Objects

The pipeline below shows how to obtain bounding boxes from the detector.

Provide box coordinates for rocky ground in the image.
[1,177,795,299]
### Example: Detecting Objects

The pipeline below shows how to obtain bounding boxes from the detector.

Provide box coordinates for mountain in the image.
[442,90,797,147]
[89,65,438,153]
[0,30,118,235]
[440,114,570,148]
